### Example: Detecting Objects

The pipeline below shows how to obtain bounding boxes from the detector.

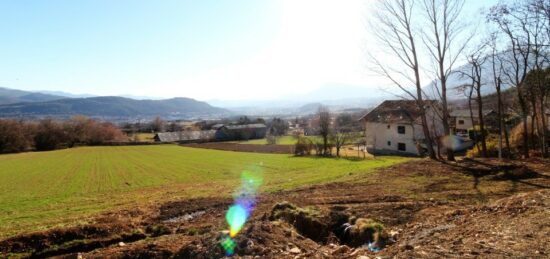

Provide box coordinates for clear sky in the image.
[0,0,497,101]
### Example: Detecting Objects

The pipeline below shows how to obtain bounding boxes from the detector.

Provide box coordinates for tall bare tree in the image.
[421,0,470,161]
[489,34,512,158]
[457,43,489,157]
[370,0,436,159]
[488,1,541,158]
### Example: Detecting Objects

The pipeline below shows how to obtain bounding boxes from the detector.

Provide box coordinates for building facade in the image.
[361,100,443,156]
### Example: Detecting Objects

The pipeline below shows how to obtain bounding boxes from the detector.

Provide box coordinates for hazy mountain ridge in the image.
[0,95,231,120]
[208,84,390,115]
[422,52,522,100]
[0,87,67,105]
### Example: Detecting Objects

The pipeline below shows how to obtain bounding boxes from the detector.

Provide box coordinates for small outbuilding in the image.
[154,130,216,143]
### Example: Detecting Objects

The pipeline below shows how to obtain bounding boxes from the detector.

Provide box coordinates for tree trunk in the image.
[540,98,549,157]
[468,84,480,154]
[441,79,455,161]
[518,88,530,158]
[419,107,436,159]
[476,86,488,158]
[530,99,538,150]
[496,83,504,159]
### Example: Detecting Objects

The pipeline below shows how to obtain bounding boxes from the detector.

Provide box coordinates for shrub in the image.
[1,116,127,153]
[34,119,68,151]
[294,136,313,156]
[0,119,33,153]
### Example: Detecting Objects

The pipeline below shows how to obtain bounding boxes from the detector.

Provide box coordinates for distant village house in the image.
[449,109,497,138]
[361,100,443,156]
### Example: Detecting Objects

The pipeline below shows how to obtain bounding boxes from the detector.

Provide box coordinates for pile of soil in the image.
[382,189,550,258]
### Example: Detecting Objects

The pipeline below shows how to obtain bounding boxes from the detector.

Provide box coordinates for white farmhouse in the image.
[361,100,443,156]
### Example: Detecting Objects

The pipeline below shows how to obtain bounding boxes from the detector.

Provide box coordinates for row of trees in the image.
[121,117,187,134]
[372,0,550,159]
[266,117,289,144]
[295,107,363,157]
[0,116,125,153]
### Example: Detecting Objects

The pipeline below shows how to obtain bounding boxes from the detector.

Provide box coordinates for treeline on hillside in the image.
[0,116,126,153]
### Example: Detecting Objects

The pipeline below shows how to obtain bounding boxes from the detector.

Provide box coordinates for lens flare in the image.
[226,204,247,237]
[368,242,381,252]
[441,135,463,151]
[221,167,263,256]
[221,235,236,256]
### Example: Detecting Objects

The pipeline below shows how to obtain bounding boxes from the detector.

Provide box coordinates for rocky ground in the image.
[1,158,549,258]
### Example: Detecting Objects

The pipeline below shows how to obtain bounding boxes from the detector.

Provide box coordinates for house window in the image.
[458,120,465,125]
[397,125,406,134]
[387,125,390,129]
[387,141,391,146]
[398,143,406,151]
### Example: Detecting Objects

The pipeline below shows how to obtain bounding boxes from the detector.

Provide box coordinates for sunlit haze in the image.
[0,0,496,101]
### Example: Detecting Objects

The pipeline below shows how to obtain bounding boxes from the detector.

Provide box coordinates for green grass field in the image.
[0,145,409,238]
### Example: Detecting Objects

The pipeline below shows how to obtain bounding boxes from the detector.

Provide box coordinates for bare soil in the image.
[182,143,295,154]
[1,158,549,258]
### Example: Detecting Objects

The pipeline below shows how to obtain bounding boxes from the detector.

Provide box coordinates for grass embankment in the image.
[0,145,409,238]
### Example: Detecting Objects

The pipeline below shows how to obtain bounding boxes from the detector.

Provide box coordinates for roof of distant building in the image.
[360,100,438,124]
[155,130,216,142]
[223,123,267,130]
[450,109,495,118]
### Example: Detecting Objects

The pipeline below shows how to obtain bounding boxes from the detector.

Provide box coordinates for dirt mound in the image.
[383,189,550,258]
[268,202,331,243]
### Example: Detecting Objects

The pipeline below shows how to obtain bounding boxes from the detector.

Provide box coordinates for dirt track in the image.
[1,158,549,258]
[182,142,295,154]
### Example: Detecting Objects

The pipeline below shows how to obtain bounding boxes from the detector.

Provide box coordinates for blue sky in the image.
[0,0,497,101]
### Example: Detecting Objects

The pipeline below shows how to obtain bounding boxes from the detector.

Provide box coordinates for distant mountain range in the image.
[0,87,230,120]
[423,53,516,100]
[0,62,516,121]
[208,84,390,116]
[37,90,96,99]
[0,87,67,105]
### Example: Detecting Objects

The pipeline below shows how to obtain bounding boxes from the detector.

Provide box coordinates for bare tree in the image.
[531,0,550,157]
[489,34,512,158]
[267,117,288,144]
[330,114,360,157]
[151,116,165,133]
[421,0,470,161]
[488,1,542,158]
[317,106,331,156]
[457,79,481,154]
[370,0,436,159]
[473,58,489,157]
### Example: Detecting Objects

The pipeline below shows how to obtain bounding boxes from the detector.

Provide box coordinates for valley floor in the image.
[0,145,406,239]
